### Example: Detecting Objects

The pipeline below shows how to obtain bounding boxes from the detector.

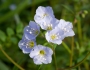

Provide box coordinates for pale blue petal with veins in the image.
[45,27,65,45]
[38,17,59,30]
[30,45,53,65]
[57,19,75,37]
[34,6,55,26]
[18,35,36,54]
[24,21,40,40]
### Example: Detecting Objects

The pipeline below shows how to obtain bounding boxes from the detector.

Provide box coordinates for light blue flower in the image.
[30,45,53,65]
[24,21,40,40]
[18,35,36,54]
[57,19,75,37]
[9,4,16,10]
[45,27,65,45]
[34,6,55,25]
[38,17,59,30]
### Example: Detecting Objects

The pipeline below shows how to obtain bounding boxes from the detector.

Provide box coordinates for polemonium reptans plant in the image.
[57,19,75,37]
[45,27,65,45]
[24,21,40,40]
[35,16,58,31]
[30,45,53,65]
[18,35,36,54]
[34,6,55,24]
[18,6,75,70]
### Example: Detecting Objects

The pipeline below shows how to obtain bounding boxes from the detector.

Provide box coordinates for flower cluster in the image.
[18,6,75,65]
[18,21,53,65]
[34,6,75,45]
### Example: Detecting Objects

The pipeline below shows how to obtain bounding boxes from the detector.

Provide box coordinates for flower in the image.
[34,6,55,25]
[45,27,65,45]
[24,21,40,40]
[29,45,53,65]
[18,35,36,54]
[57,19,75,37]
[37,17,59,30]
[9,4,16,10]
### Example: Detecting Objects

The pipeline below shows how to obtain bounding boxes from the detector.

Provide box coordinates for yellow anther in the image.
[40,50,45,55]
[47,26,52,30]
[28,41,34,48]
[51,34,57,40]
[42,13,48,18]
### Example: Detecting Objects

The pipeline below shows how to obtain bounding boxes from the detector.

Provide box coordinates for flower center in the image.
[39,50,45,55]
[42,13,48,18]
[34,30,39,35]
[51,34,57,40]
[47,25,52,30]
[28,41,34,48]
[30,28,39,35]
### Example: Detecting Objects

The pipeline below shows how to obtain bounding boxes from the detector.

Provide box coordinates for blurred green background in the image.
[0,0,90,70]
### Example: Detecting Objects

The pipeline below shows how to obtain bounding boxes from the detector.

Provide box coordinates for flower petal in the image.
[29,45,53,64]
[18,35,36,54]
[24,21,40,40]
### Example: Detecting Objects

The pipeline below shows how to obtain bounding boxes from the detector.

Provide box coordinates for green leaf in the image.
[16,22,23,33]
[61,4,74,14]
[43,42,48,46]
[0,60,9,70]
[6,27,14,36]
[16,34,23,39]
[53,44,57,49]
[0,30,6,42]
[10,37,18,44]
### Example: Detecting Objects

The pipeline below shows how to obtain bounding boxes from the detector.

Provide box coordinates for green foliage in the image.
[0,60,9,70]
[0,30,6,42]
[0,0,90,70]
[16,22,23,33]
[6,27,14,36]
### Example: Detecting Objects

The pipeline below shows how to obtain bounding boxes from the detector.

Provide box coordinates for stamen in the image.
[51,34,57,40]
[39,50,45,55]
[28,41,34,48]
[30,28,39,35]
[34,30,39,35]
[47,24,52,30]
[42,13,48,18]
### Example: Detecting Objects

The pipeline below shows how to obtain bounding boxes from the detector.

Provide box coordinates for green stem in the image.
[14,14,20,24]
[58,51,90,70]
[76,15,82,46]
[53,48,57,70]
[48,43,57,70]
[0,45,24,70]
[70,37,74,67]
[54,50,57,70]
[62,42,71,54]
[38,65,42,70]
[65,51,90,70]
